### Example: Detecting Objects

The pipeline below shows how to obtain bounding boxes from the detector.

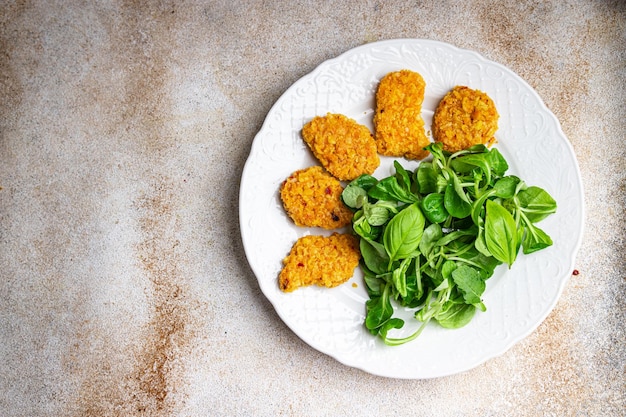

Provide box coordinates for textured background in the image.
[1,1,624,416]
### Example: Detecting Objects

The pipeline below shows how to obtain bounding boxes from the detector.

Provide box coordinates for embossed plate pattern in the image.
[239,39,584,378]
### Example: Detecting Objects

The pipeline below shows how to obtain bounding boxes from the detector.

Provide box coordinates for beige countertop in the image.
[1,1,624,415]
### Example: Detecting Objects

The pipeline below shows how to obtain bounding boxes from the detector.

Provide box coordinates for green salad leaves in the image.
[341,143,557,346]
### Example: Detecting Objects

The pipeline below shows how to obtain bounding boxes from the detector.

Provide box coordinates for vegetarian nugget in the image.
[279,233,361,292]
[301,113,379,181]
[374,69,430,160]
[432,86,499,152]
[280,166,353,229]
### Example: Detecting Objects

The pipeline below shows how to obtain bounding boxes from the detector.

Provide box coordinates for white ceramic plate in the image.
[239,39,584,379]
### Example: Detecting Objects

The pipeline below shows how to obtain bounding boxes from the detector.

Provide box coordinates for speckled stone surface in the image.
[1,1,624,416]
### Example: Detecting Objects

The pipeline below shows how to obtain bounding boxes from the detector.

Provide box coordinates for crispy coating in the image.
[301,113,379,181]
[280,166,353,229]
[279,233,361,292]
[374,70,430,160]
[432,86,499,152]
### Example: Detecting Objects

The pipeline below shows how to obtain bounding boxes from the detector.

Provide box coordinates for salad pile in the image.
[341,143,557,345]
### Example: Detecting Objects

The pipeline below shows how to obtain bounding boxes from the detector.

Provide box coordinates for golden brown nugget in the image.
[374,70,430,160]
[432,86,499,152]
[301,113,379,181]
[280,166,353,229]
[279,233,361,292]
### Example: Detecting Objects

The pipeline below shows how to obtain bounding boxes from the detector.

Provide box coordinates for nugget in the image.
[373,70,430,160]
[301,113,379,181]
[279,233,361,292]
[432,86,499,152]
[280,166,353,229]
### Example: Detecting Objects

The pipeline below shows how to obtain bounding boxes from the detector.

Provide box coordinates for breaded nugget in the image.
[301,113,379,181]
[279,233,361,292]
[280,166,353,229]
[432,86,499,152]
[374,70,430,160]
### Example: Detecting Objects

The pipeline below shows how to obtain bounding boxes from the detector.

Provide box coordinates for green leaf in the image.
[441,260,457,281]
[421,192,449,223]
[451,153,492,185]
[354,173,379,190]
[363,201,393,226]
[450,245,500,278]
[444,183,472,218]
[425,142,448,164]
[517,186,557,222]
[470,189,496,226]
[368,176,418,204]
[383,202,425,263]
[391,257,412,298]
[379,318,405,339]
[416,162,437,194]
[444,172,472,218]
[486,148,509,176]
[493,176,521,198]
[394,160,412,192]
[360,238,389,275]
[362,268,385,297]
[435,302,476,329]
[342,174,378,208]
[419,223,443,259]
[451,170,472,203]
[365,283,393,331]
[474,226,492,257]
[521,223,553,254]
[434,228,477,247]
[400,261,426,308]
[451,265,485,305]
[341,185,367,209]
[484,200,519,267]
[352,210,380,241]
